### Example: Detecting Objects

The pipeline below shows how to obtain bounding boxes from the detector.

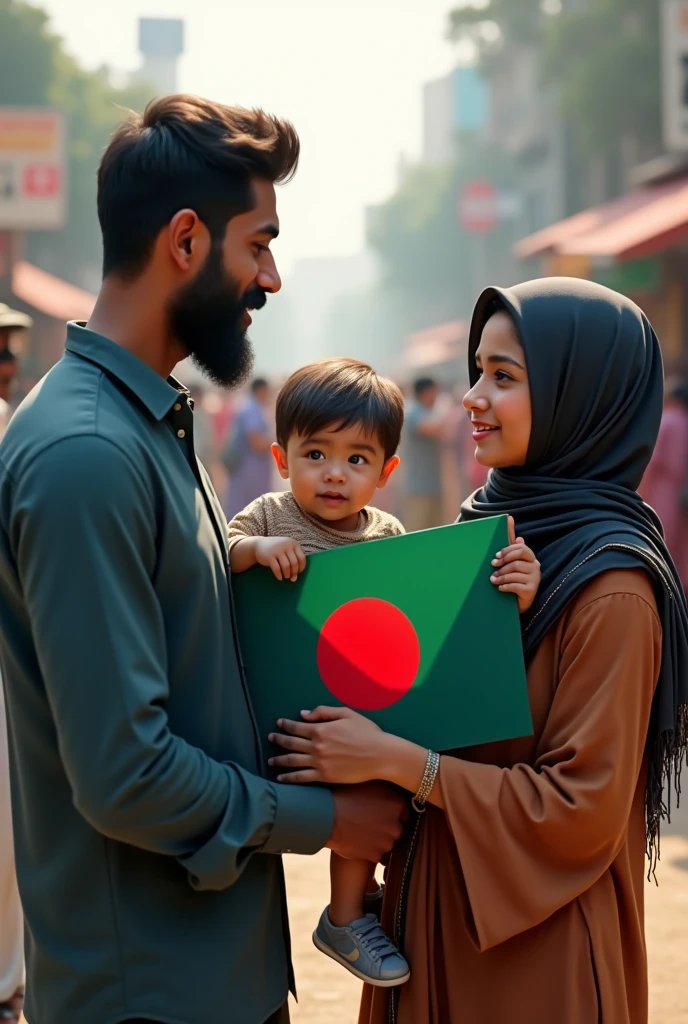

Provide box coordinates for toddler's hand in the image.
[255,537,307,582]
[490,515,541,615]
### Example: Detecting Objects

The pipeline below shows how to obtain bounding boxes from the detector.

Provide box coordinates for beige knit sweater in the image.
[227,490,404,555]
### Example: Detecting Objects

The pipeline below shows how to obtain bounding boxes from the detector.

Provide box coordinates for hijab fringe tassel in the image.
[646,702,688,882]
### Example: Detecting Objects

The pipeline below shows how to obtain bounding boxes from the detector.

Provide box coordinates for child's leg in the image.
[329,852,377,926]
[314,852,410,986]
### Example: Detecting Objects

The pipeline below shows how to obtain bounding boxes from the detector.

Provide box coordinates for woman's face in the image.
[463,311,532,468]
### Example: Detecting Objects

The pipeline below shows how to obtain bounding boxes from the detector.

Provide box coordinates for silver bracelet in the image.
[412,749,441,814]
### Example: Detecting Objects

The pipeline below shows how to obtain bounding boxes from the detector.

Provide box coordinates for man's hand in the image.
[255,537,307,582]
[327,781,408,862]
[490,515,541,615]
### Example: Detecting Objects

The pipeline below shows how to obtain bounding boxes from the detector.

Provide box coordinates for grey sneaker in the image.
[313,908,410,987]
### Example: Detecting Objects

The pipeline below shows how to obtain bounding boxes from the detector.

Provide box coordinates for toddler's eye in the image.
[349,455,367,465]
[307,450,324,461]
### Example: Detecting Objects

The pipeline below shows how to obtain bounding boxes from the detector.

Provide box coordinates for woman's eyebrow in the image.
[483,353,525,370]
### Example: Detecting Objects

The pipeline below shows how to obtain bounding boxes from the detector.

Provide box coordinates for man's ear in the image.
[377,455,400,490]
[271,442,289,480]
[168,209,209,273]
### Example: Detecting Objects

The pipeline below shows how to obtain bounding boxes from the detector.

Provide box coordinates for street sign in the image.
[457,180,522,235]
[458,180,498,234]
[0,108,66,230]
[662,1,688,151]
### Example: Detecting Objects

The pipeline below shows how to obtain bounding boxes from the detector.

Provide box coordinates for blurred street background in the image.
[2,0,688,1019]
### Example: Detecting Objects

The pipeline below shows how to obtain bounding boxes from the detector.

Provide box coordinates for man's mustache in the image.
[243,286,268,311]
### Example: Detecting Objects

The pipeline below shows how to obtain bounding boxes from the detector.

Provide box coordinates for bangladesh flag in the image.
[233,515,532,758]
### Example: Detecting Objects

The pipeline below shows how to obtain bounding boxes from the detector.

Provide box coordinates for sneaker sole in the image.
[312,930,411,988]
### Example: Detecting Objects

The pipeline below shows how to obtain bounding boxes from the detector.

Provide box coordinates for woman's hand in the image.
[269,707,390,785]
[270,708,447,810]
[490,514,541,615]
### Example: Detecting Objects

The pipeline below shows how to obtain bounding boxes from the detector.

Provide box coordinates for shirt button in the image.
[177,429,186,439]
[174,403,182,412]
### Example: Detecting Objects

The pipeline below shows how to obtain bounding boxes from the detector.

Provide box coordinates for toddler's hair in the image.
[276,358,404,461]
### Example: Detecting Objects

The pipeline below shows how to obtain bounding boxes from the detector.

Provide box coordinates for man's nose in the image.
[257,251,281,295]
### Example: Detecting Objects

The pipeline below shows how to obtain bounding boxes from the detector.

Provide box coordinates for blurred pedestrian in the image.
[0,305,30,1024]
[639,377,688,590]
[222,377,274,518]
[402,377,445,531]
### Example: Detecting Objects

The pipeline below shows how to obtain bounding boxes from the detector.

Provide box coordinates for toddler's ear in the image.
[378,455,400,489]
[271,443,289,480]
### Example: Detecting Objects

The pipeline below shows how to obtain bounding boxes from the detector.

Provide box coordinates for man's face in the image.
[168,179,282,390]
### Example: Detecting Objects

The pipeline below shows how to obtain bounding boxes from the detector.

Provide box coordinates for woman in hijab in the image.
[271,278,688,1024]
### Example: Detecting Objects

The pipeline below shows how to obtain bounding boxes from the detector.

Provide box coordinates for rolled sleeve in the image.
[261,782,335,856]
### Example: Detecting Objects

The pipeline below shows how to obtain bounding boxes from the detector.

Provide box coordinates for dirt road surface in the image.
[286,835,688,1024]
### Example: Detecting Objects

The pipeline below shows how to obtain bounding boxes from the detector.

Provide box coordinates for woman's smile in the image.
[471,420,500,442]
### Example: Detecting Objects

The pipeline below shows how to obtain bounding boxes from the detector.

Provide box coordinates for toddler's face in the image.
[272,422,399,531]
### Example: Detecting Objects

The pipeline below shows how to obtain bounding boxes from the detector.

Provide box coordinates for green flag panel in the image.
[233,515,532,758]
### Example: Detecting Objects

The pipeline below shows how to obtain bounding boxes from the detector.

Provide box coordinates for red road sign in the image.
[458,180,498,234]
[23,163,61,198]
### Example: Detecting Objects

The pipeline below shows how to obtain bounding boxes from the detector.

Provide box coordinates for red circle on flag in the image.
[316,598,420,711]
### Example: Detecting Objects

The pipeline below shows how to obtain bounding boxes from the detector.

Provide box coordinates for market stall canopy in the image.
[405,319,468,370]
[11,260,95,322]
[515,176,688,263]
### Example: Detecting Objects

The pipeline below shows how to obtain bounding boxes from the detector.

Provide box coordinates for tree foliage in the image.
[448,0,662,160]
[0,0,153,287]
[447,0,543,67]
[541,0,661,158]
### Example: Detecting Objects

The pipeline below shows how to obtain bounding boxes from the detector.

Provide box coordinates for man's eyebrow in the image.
[255,223,279,240]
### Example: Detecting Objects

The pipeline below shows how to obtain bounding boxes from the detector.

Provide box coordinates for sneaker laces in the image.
[353,916,400,963]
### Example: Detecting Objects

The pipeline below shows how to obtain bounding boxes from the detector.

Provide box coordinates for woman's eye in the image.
[495,370,513,382]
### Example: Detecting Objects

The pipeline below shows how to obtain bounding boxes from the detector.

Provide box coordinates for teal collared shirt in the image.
[0,323,334,1024]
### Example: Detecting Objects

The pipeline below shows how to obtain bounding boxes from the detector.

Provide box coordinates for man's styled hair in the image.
[97,94,300,279]
[276,358,404,461]
[414,377,437,399]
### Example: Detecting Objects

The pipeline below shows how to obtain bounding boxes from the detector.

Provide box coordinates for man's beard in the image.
[168,244,266,389]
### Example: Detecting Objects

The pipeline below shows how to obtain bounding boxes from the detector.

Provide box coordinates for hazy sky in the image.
[41,0,461,275]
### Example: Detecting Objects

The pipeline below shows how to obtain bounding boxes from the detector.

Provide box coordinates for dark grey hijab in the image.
[460,277,688,868]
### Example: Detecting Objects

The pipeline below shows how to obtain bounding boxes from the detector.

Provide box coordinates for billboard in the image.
[662,0,688,151]
[0,108,66,230]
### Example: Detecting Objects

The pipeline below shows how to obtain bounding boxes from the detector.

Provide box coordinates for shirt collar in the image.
[65,321,188,422]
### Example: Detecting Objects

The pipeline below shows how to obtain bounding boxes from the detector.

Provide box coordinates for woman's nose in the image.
[463,386,489,413]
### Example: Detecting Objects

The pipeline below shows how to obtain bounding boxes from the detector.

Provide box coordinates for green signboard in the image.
[593,256,661,295]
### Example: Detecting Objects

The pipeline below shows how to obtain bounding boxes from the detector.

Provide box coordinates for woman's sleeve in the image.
[439,588,662,951]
